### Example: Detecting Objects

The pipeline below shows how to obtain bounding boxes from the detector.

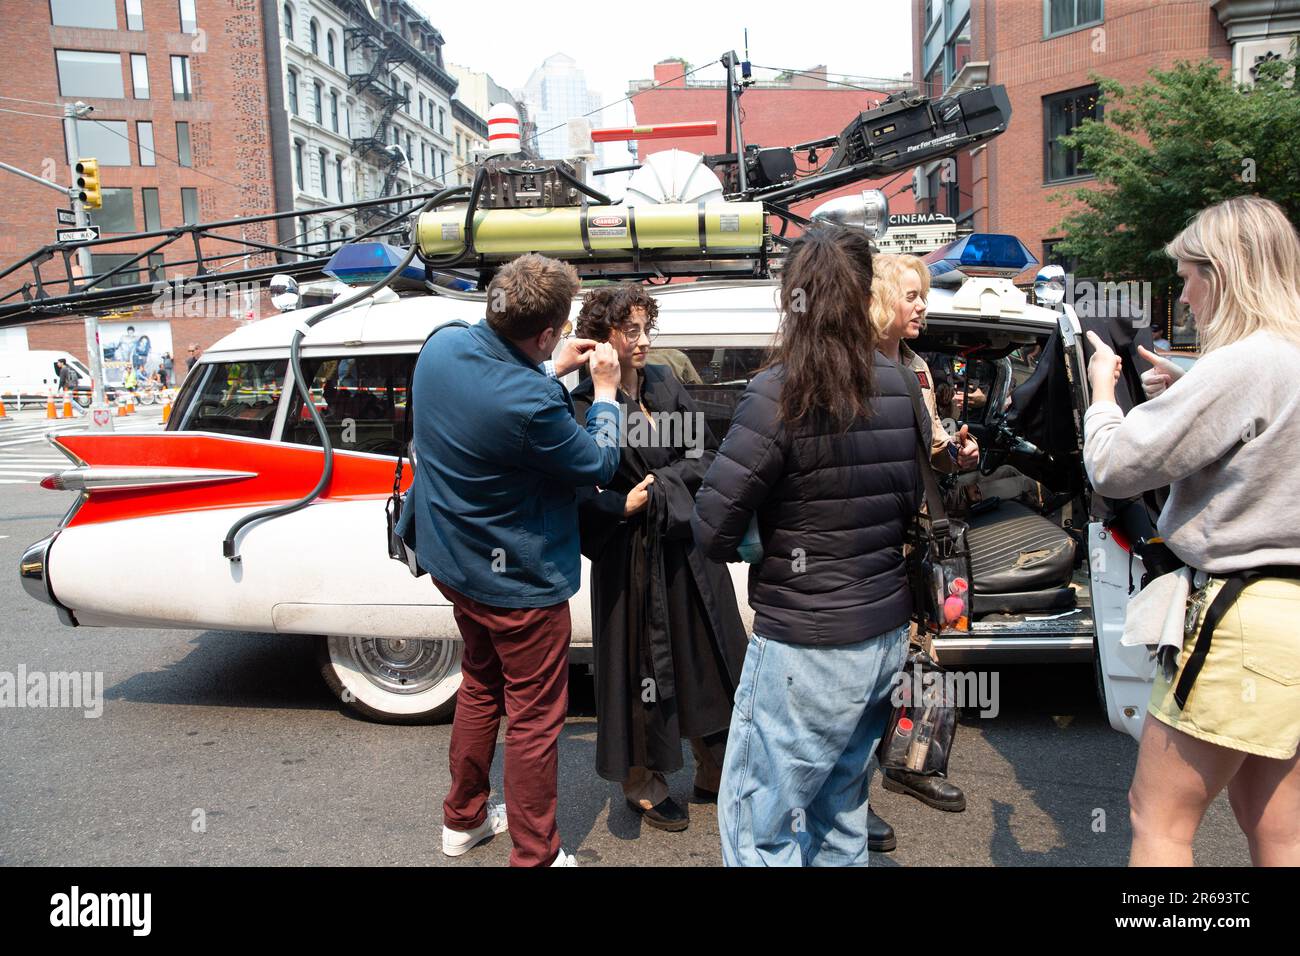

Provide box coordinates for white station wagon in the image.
[19,239,1162,737]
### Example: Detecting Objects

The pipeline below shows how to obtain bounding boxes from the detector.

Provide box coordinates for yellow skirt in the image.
[1149,576,1300,759]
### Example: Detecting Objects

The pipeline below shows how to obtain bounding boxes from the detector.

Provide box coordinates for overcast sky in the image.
[411,0,915,115]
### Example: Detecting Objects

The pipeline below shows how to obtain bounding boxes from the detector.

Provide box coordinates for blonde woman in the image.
[872,254,980,474]
[868,254,979,833]
[1084,196,1300,866]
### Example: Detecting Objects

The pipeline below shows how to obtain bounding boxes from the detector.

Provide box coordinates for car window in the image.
[284,353,414,456]
[174,359,286,439]
[648,346,769,440]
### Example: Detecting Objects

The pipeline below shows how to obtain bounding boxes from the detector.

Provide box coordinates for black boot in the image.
[627,796,690,832]
[882,768,967,812]
[867,807,896,852]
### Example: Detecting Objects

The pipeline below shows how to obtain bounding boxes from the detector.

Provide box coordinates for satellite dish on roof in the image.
[624,149,724,206]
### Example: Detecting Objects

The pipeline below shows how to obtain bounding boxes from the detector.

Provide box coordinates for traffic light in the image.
[75,158,102,209]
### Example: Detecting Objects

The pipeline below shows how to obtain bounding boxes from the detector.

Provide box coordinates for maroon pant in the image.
[435,579,571,868]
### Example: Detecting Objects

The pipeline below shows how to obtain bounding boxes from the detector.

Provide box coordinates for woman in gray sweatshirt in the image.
[1083,195,1300,867]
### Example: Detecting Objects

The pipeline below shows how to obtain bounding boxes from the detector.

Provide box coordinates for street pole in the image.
[62,102,112,430]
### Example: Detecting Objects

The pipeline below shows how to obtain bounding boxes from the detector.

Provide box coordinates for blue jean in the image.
[717,625,910,867]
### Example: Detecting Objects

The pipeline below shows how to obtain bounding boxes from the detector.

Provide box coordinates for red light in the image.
[39,475,63,491]
[1109,526,1133,552]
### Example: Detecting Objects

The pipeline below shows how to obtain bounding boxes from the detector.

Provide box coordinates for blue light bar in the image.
[324,241,427,287]
[924,234,1039,284]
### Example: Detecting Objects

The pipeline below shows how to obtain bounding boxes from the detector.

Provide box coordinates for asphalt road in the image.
[0,430,1253,866]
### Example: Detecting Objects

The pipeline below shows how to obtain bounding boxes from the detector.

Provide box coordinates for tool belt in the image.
[1175,564,1300,709]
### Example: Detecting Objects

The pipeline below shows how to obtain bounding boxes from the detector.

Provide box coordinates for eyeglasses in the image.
[614,324,657,344]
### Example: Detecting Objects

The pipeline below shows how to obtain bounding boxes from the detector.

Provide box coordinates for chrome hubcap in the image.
[346,637,460,695]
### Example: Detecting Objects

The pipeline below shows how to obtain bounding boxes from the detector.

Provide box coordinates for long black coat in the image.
[571,363,747,782]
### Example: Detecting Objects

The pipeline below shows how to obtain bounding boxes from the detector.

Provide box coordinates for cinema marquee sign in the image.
[875,214,958,255]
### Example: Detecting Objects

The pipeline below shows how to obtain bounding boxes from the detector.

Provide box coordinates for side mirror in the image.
[269,274,300,312]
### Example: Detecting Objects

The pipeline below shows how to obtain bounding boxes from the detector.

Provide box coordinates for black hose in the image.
[553,163,612,206]
[221,185,468,561]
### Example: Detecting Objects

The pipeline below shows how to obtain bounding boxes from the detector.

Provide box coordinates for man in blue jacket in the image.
[408,253,622,868]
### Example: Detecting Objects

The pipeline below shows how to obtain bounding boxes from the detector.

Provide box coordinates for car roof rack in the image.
[1,80,1012,330]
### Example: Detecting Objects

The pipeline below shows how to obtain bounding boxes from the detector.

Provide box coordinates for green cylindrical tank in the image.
[416,202,765,258]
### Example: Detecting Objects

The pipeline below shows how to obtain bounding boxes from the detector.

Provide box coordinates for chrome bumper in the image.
[19,533,77,626]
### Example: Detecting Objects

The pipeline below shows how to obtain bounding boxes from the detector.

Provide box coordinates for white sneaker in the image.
[442,803,508,857]
[550,849,578,867]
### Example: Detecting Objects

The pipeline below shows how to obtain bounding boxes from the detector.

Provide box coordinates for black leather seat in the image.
[965,499,1077,614]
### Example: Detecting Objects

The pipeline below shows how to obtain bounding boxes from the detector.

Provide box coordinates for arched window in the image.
[309,19,319,55]
[282,3,293,40]
[326,31,336,67]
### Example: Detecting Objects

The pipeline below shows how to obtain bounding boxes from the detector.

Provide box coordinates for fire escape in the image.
[345,24,414,229]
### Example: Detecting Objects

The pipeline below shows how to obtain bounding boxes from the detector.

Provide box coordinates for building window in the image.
[282,3,293,40]
[148,254,166,282]
[314,81,323,124]
[327,31,336,67]
[125,0,144,30]
[286,68,299,114]
[90,254,141,287]
[136,121,155,166]
[179,0,197,33]
[181,187,200,225]
[170,55,192,101]
[176,121,192,166]
[335,156,344,201]
[50,0,117,28]
[56,50,124,99]
[1043,85,1101,183]
[130,54,149,99]
[455,132,461,158]
[293,141,304,189]
[324,221,332,247]
[439,151,446,180]
[65,119,131,166]
[96,188,135,233]
[405,132,413,168]
[1045,0,1103,37]
[418,93,424,123]
[310,18,319,55]
[318,148,328,196]
[404,83,412,113]
[438,107,445,135]
[142,187,162,231]
[330,90,339,132]
[1042,239,1080,277]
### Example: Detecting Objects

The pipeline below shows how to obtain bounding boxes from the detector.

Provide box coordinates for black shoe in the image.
[882,768,967,812]
[626,796,690,832]
[692,786,718,804]
[868,808,896,853]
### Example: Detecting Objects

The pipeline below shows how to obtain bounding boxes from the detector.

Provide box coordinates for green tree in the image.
[1052,47,1300,301]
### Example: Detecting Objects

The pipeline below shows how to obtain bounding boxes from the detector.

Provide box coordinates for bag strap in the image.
[1174,564,1300,708]
[897,358,949,533]
[394,320,470,496]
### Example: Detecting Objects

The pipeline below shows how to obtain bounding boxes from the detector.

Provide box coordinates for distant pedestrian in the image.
[185,344,199,373]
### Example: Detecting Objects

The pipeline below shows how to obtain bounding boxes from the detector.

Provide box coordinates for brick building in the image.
[626,60,919,224]
[912,0,1300,307]
[0,0,279,370]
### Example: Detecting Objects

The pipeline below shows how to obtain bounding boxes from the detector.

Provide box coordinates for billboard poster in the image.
[99,320,175,387]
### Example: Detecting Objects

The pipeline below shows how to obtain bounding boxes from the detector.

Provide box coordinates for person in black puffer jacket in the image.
[691,225,921,866]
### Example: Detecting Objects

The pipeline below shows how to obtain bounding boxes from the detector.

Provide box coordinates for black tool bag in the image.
[386,320,469,578]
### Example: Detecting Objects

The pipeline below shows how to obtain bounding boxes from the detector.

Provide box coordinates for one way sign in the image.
[56,225,100,243]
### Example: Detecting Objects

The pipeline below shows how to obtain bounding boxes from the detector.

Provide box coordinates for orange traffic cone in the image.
[47,394,58,419]
[62,394,73,418]
[161,394,172,423]
[117,397,126,417]
[0,394,8,419]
